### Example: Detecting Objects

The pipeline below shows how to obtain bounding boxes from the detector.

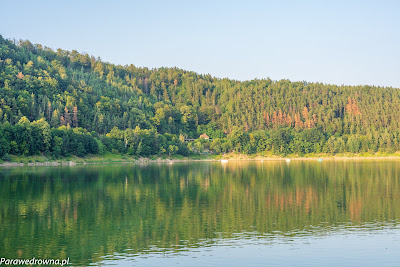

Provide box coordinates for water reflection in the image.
[0,160,399,265]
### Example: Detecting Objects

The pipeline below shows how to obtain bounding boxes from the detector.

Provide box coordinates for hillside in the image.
[0,35,400,158]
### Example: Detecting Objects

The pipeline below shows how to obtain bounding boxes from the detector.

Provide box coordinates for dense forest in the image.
[1,34,400,159]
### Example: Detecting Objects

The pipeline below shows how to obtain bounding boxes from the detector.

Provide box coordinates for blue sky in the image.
[1,0,399,87]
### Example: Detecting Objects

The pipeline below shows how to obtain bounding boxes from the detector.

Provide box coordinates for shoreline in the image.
[1,153,400,167]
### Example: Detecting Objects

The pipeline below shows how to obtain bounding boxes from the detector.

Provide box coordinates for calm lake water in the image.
[0,160,399,266]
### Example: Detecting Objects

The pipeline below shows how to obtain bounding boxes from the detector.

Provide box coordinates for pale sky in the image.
[1,0,399,87]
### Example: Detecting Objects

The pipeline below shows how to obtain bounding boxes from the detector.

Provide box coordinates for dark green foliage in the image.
[2,153,10,161]
[0,35,399,157]
[270,128,293,154]
[0,138,10,156]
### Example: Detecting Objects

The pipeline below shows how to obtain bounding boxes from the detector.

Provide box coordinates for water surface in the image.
[0,160,399,266]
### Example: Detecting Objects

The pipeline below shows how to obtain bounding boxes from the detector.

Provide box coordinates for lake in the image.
[0,160,399,266]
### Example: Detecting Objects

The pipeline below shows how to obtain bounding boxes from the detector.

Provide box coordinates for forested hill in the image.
[1,34,400,158]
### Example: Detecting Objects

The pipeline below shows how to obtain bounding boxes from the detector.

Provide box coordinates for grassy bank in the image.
[0,153,217,166]
[1,151,400,167]
[214,151,400,160]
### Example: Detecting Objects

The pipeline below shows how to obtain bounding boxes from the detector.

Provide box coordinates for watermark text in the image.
[0,257,69,266]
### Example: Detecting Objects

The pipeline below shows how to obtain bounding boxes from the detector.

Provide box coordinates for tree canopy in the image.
[1,34,399,158]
